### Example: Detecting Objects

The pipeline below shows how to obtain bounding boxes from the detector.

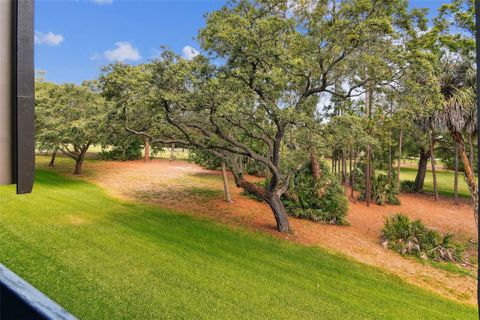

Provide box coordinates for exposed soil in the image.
[41,158,478,305]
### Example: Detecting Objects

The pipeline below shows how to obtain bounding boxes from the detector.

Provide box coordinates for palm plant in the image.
[433,58,478,225]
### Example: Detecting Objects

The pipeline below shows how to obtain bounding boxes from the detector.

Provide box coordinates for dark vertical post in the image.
[475,0,480,311]
[12,0,35,194]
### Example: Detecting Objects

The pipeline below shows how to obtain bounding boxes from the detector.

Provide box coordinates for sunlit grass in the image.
[0,170,476,319]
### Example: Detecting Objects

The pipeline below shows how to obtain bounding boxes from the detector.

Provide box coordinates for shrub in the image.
[372,174,400,205]
[353,163,400,205]
[282,161,349,225]
[188,149,221,170]
[381,214,462,262]
[400,180,417,193]
[244,159,267,177]
[99,142,142,161]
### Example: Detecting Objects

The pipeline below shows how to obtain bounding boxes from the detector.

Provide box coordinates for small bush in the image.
[353,163,400,205]
[282,161,349,225]
[381,214,462,262]
[400,180,417,193]
[244,160,267,177]
[188,149,221,170]
[99,143,142,161]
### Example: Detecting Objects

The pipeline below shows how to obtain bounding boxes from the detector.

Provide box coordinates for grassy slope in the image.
[0,170,476,319]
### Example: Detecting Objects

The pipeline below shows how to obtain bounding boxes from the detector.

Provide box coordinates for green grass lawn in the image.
[325,158,472,199]
[399,167,472,198]
[0,170,476,319]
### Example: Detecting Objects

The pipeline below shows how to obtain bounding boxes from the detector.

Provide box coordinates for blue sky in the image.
[35,0,447,84]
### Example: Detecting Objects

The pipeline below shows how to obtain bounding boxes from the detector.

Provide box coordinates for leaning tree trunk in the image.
[429,130,439,201]
[452,132,478,226]
[233,174,291,232]
[144,137,150,163]
[48,149,57,167]
[468,133,474,169]
[454,141,459,205]
[468,133,475,205]
[414,149,429,192]
[221,162,232,203]
[265,193,291,232]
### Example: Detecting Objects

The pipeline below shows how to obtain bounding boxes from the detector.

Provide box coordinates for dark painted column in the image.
[12,0,35,194]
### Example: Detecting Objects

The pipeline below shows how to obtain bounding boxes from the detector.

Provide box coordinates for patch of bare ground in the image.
[42,158,478,305]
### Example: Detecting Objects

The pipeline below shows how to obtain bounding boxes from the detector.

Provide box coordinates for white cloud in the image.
[104,42,141,62]
[182,46,199,60]
[91,0,113,4]
[34,31,64,46]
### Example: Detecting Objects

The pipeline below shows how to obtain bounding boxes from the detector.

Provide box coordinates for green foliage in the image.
[372,174,401,205]
[188,149,222,170]
[36,82,105,150]
[400,180,417,193]
[244,159,267,177]
[189,149,267,177]
[354,163,400,205]
[381,214,463,262]
[35,81,106,173]
[99,142,142,161]
[283,161,348,225]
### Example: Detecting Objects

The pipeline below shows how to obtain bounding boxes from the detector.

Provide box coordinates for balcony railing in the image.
[0,264,77,320]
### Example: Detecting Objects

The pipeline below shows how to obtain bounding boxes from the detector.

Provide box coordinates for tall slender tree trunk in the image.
[415,149,429,193]
[351,151,357,198]
[48,149,57,167]
[429,130,439,201]
[337,156,341,175]
[221,162,232,203]
[169,143,175,162]
[454,142,459,205]
[388,128,392,184]
[452,132,478,226]
[144,137,150,163]
[342,150,347,195]
[365,85,372,206]
[396,127,403,188]
[349,149,353,186]
[310,148,320,181]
